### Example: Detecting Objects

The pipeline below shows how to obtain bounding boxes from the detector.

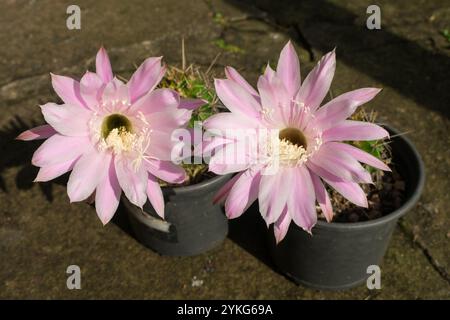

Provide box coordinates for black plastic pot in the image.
[268,124,425,290]
[123,174,231,256]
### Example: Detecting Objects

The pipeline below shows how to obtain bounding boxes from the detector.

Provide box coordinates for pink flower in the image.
[205,41,390,243]
[18,48,204,224]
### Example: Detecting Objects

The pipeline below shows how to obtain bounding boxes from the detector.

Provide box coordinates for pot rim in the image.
[314,123,425,230]
[161,172,232,194]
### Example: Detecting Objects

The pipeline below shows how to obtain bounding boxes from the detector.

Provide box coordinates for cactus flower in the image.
[205,41,390,243]
[18,48,204,224]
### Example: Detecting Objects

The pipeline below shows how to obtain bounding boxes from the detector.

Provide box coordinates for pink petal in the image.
[179,98,207,110]
[51,73,86,108]
[258,168,293,226]
[312,88,381,130]
[101,79,130,112]
[257,73,290,121]
[203,112,259,132]
[95,156,121,225]
[274,206,292,244]
[225,66,259,97]
[263,63,276,81]
[67,148,110,202]
[212,172,243,204]
[16,125,56,141]
[309,143,372,183]
[288,166,317,233]
[131,88,179,114]
[322,120,389,142]
[225,170,261,219]
[208,141,252,175]
[215,79,262,118]
[79,71,104,109]
[323,177,368,208]
[145,159,186,184]
[329,142,391,171]
[146,130,176,161]
[276,41,301,97]
[146,173,165,218]
[115,156,148,208]
[40,102,91,136]
[128,57,165,103]
[32,134,88,167]
[173,108,192,127]
[95,47,113,83]
[296,49,336,112]
[34,157,79,182]
[202,136,233,156]
[145,109,186,133]
[208,163,249,175]
[310,172,334,222]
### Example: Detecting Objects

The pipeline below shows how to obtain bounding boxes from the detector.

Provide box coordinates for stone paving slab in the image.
[0,0,449,299]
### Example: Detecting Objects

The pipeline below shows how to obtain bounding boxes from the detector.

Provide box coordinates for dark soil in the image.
[325,166,405,223]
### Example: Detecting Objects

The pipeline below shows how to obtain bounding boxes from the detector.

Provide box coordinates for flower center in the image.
[266,127,308,167]
[279,127,307,149]
[101,114,132,139]
[101,114,136,153]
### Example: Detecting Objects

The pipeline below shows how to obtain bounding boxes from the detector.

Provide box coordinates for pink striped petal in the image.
[310,172,333,222]
[225,66,259,97]
[146,173,165,218]
[179,98,207,110]
[145,159,186,184]
[215,79,262,118]
[203,112,259,132]
[34,157,79,182]
[67,148,109,202]
[263,63,276,81]
[329,142,391,171]
[274,206,292,244]
[95,157,121,225]
[145,109,185,133]
[288,166,316,233]
[257,73,290,122]
[146,130,175,161]
[258,168,293,226]
[128,57,165,103]
[323,176,368,208]
[95,47,113,83]
[79,71,104,109]
[50,73,86,108]
[40,103,91,136]
[296,49,336,112]
[312,88,381,130]
[131,88,179,114]
[102,80,130,112]
[276,41,301,97]
[225,170,261,219]
[310,143,372,183]
[115,156,148,208]
[32,134,88,167]
[212,172,243,204]
[16,125,56,141]
[208,141,252,175]
[202,136,233,156]
[322,120,389,142]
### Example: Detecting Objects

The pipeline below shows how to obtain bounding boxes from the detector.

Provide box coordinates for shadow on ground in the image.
[224,0,450,119]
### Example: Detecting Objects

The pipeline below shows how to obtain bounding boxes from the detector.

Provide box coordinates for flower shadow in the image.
[0,115,61,202]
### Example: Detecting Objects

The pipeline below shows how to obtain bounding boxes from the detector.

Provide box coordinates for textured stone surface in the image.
[0,0,449,299]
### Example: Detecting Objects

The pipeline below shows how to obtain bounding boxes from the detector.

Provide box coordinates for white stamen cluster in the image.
[266,137,308,167]
[90,109,154,172]
[104,127,137,154]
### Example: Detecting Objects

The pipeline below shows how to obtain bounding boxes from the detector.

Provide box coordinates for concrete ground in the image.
[0,0,449,299]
